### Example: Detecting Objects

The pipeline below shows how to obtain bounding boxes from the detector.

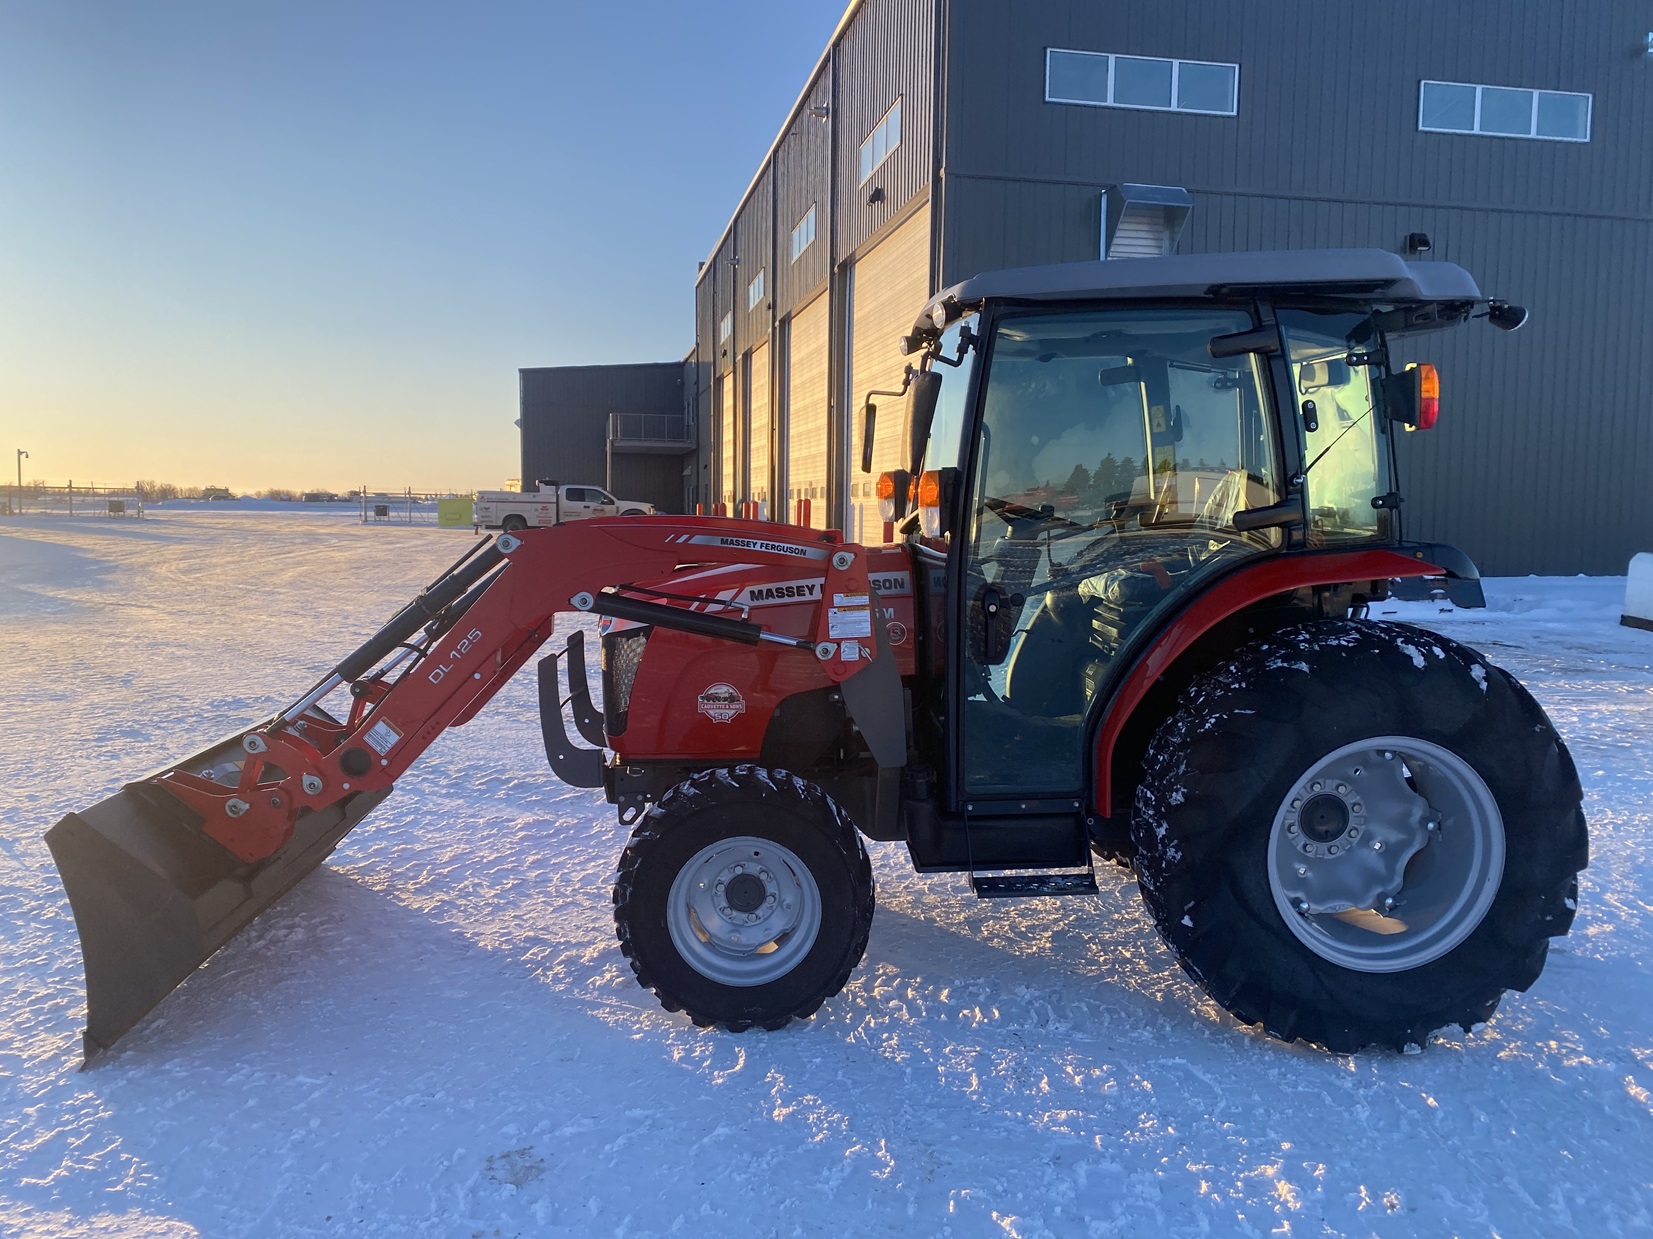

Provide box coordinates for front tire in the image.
[614,766,874,1030]
[1131,620,1586,1052]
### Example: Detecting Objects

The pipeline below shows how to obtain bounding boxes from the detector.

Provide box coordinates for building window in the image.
[719,312,732,344]
[1045,49,1238,115]
[747,269,766,310]
[858,98,902,184]
[1419,80,1591,142]
[790,205,816,262]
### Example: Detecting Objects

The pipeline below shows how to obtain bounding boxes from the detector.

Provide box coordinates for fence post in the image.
[68,480,73,516]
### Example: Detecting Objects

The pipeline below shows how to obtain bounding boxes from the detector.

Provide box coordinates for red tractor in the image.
[49,249,1585,1059]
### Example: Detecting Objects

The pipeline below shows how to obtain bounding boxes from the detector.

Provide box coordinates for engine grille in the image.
[601,626,651,737]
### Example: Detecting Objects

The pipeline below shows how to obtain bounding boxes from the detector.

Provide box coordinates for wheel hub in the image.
[1267,737,1505,973]
[665,837,824,987]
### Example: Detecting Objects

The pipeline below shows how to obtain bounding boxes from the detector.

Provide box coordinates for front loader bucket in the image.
[46,742,390,1063]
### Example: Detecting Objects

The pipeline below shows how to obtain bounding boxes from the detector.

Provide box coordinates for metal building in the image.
[519,361,693,514]
[691,0,1653,575]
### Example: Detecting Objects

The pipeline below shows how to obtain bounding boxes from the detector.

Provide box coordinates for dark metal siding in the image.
[518,363,686,513]
[834,0,937,261]
[937,0,1653,574]
[735,166,775,348]
[775,72,833,318]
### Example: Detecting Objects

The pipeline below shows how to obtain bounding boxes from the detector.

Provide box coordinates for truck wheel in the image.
[500,515,528,533]
[613,766,874,1030]
[1131,619,1586,1053]
[620,508,647,517]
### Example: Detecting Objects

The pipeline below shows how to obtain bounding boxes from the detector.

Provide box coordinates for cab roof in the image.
[917,248,1484,334]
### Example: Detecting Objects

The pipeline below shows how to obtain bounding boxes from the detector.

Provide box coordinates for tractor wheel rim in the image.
[666,836,823,987]
[1266,735,1505,974]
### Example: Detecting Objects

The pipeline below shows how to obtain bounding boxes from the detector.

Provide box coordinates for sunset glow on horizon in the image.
[0,1,838,493]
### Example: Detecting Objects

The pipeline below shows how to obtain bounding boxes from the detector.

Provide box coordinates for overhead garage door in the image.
[719,371,737,512]
[747,341,770,518]
[848,202,931,543]
[785,293,829,528]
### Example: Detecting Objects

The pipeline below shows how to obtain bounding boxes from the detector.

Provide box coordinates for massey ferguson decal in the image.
[680,534,828,560]
[735,578,823,607]
[697,682,747,724]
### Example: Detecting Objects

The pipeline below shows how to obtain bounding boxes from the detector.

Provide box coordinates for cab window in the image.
[1280,309,1390,543]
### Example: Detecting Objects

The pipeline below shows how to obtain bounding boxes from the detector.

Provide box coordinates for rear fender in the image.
[1092,547,1450,818]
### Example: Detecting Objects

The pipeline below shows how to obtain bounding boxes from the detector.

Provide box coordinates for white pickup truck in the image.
[472,481,656,531]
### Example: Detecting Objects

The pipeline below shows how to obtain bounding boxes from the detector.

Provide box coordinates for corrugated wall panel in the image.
[776,73,833,318]
[786,293,831,527]
[848,204,932,543]
[736,167,774,349]
[748,340,772,513]
[718,372,738,510]
[946,0,1651,221]
[835,0,937,261]
[518,363,684,507]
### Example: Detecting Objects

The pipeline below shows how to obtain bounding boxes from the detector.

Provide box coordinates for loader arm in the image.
[47,516,892,1060]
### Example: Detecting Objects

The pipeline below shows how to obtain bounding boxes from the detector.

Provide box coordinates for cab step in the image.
[971,871,1099,899]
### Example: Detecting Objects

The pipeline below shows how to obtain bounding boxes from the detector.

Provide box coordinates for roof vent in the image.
[1103,184,1194,260]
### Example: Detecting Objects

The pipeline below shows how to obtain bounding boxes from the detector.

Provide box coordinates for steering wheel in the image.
[983,496,1086,534]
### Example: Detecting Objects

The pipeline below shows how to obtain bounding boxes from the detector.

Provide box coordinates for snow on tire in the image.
[1131,619,1587,1053]
[613,765,874,1031]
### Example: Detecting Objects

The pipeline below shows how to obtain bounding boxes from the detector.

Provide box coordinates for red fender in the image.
[1092,547,1446,817]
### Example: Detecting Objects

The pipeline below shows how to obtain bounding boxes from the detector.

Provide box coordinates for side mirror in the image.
[906,369,942,474]
[1487,301,1528,332]
[861,401,877,473]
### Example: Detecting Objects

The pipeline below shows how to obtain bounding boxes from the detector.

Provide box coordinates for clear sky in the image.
[0,1,844,492]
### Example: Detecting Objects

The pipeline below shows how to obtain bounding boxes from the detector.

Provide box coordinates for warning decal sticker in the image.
[363,719,403,756]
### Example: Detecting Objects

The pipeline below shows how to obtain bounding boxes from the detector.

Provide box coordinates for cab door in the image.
[951,305,1284,802]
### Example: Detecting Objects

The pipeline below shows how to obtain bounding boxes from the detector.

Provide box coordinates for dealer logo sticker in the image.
[697,682,747,724]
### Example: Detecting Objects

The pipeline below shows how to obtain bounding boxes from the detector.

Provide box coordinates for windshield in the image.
[968,306,1282,587]
[1281,309,1391,543]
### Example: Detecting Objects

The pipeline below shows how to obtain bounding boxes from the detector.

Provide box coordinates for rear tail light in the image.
[876,469,911,522]
[917,470,944,538]
[1416,363,1440,430]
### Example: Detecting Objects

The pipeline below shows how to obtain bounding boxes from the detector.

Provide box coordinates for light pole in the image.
[14,449,25,515]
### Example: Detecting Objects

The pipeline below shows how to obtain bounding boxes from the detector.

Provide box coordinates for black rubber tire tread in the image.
[1131,619,1587,1053]
[500,515,528,533]
[613,765,874,1031]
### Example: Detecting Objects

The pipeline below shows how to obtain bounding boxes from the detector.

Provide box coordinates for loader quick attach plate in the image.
[46,776,390,1062]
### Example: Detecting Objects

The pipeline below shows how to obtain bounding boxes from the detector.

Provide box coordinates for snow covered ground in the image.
[1,511,1649,1238]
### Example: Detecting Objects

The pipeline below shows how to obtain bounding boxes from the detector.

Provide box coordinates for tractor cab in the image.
[876,250,1521,870]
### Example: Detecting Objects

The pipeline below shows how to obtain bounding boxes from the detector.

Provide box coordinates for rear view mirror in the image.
[907,369,942,474]
[861,402,877,473]
[1098,363,1142,387]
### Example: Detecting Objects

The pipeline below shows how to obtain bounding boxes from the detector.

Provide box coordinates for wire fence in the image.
[0,483,477,526]
[2,483,146,518]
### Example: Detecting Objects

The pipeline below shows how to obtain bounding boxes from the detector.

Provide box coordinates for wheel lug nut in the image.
[1352,803,1363,814]
[1310,781,1324,792]
[1287,823,1299,835]
[1290,798,1302,810]
[746,913,759,924]
[1327,844,1339,855]
[1348,828,1360,839]
[733,864,745,874]
[1302,842,1313,854]
[1336,783,1349,794]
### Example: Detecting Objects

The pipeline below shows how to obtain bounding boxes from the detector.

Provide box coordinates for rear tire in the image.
[620,508,647,517]
[1131,619,1586,1052]
[500,515,528,533]
[614,766,874,1030]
